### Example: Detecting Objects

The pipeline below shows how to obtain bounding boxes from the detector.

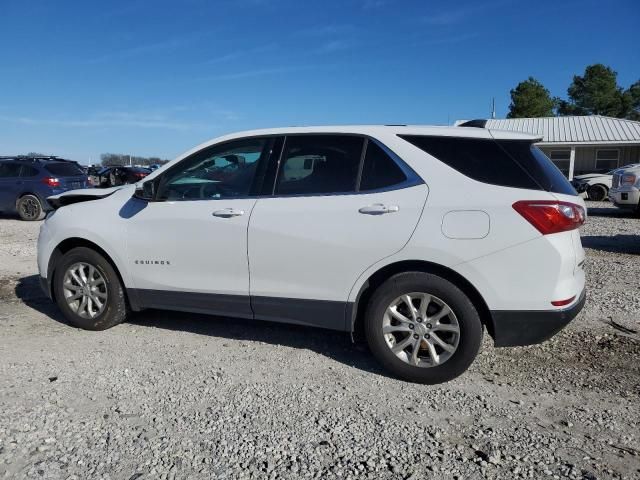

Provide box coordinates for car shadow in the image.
[14,274,387,378]
[581,234,640,255]
[14,275,67,323]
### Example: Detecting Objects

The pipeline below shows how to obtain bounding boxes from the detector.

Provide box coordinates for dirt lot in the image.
[0,202,639,480]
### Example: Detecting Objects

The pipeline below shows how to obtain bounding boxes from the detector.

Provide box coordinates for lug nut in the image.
[409,324,414,330]
[425,334,430,339]
[413,334,419,339]
[416,317,422,323]
[426,323,432,328]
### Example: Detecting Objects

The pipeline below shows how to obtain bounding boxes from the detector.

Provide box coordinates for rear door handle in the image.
[358,204,400,215]
[212,208,245,218]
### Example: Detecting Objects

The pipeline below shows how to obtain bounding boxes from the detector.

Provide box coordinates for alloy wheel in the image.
[20,198,39,219]
[62,262,108,319]
[382,292,460,368]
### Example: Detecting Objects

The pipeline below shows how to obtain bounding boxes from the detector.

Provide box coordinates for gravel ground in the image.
[0,203,639,480]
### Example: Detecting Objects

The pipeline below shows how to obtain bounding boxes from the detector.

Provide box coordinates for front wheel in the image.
[53,247,129,330]
[587,184,608,201]
[365,272,483,384]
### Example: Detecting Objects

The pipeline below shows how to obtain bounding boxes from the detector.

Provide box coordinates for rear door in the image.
[0,162,23,211]
[248,134,428,329]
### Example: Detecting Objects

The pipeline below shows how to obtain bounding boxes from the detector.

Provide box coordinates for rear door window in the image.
[20,165,39,177]
[399,135,576,194]
[360,140,407,191]
[0,162,22,178]
[274,135,364,195]
[45,162,84,176]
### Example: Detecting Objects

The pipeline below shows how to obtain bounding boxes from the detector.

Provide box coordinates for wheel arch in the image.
[349,260,494,341]
[47,237,133,309]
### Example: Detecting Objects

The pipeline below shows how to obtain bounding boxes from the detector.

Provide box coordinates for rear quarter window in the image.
[44,162,84,176]
[399,135,576,195]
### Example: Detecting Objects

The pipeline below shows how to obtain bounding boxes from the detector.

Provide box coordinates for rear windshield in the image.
[399,135,576,195]
[44,162,84,176]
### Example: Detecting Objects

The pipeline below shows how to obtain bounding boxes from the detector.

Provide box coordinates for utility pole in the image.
[491,98,496,119]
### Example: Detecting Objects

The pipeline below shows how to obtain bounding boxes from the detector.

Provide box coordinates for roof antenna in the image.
[491,97,496,119]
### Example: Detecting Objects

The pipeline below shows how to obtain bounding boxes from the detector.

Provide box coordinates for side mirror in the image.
[134,181,155,201]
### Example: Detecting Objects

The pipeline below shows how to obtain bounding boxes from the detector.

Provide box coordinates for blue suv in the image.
[0,156,88,220]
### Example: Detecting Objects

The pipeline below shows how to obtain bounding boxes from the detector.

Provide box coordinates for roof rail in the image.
[457,119,488,128]
[0,155,76,163]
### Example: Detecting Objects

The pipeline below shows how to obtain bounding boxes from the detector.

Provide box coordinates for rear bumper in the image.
[488,289,586,347]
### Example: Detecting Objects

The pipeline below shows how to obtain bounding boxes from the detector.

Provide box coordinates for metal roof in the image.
[479,116,640,144]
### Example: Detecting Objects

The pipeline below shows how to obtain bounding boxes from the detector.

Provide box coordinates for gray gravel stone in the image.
[0,202,639,479]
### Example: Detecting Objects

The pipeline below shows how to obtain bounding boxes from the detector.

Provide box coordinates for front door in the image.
[125,136,273,317]
[248,134,428,329]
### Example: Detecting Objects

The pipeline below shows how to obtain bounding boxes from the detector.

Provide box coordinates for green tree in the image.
[507,77,555,118]
[557,64,627,117]
[625,80,640,121]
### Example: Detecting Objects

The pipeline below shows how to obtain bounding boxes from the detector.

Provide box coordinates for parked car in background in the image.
[0,156,87,220]
[609,164,640,213]
[148,164,161,171]
[86,166,102,187]
[39,125,586,384]
[96,166,151,188]
[571,164,640,201]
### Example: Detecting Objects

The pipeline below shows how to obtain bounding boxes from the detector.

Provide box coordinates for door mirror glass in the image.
[134,181,155,201]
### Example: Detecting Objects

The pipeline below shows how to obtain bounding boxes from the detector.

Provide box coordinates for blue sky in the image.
[1,0,638,164]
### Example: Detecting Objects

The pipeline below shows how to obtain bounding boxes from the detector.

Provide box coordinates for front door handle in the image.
[358,204,399,215]
[212,208,245,218]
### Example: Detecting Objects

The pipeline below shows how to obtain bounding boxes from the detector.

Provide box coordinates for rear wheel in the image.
[365,272,483,384]
[53,247,129,330]
[17,194,45,221]
[587,184,608,201]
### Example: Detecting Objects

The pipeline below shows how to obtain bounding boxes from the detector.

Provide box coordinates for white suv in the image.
[37,124,586,384]
[609,164,640,214]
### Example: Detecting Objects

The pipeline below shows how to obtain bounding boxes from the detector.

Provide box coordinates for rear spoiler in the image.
[456,119,488,128]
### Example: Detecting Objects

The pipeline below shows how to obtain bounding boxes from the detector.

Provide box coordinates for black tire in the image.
[53,247,129,330]
[365,272,483,384]
[16,194,45,221]
[587,184,608,202]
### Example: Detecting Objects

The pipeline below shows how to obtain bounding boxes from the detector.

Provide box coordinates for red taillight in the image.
[551,296,576,307]
[512,200,585,235]
[41,177,60,187]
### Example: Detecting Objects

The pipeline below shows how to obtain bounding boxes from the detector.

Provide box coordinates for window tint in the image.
[157,138,267,200]
[498,142,576,195]
[44,162,84,176]
[20,165,39,177]
[275,135,364,195]
[0,162,22,178]
[360,140,406,191]
[399,135,576,195]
